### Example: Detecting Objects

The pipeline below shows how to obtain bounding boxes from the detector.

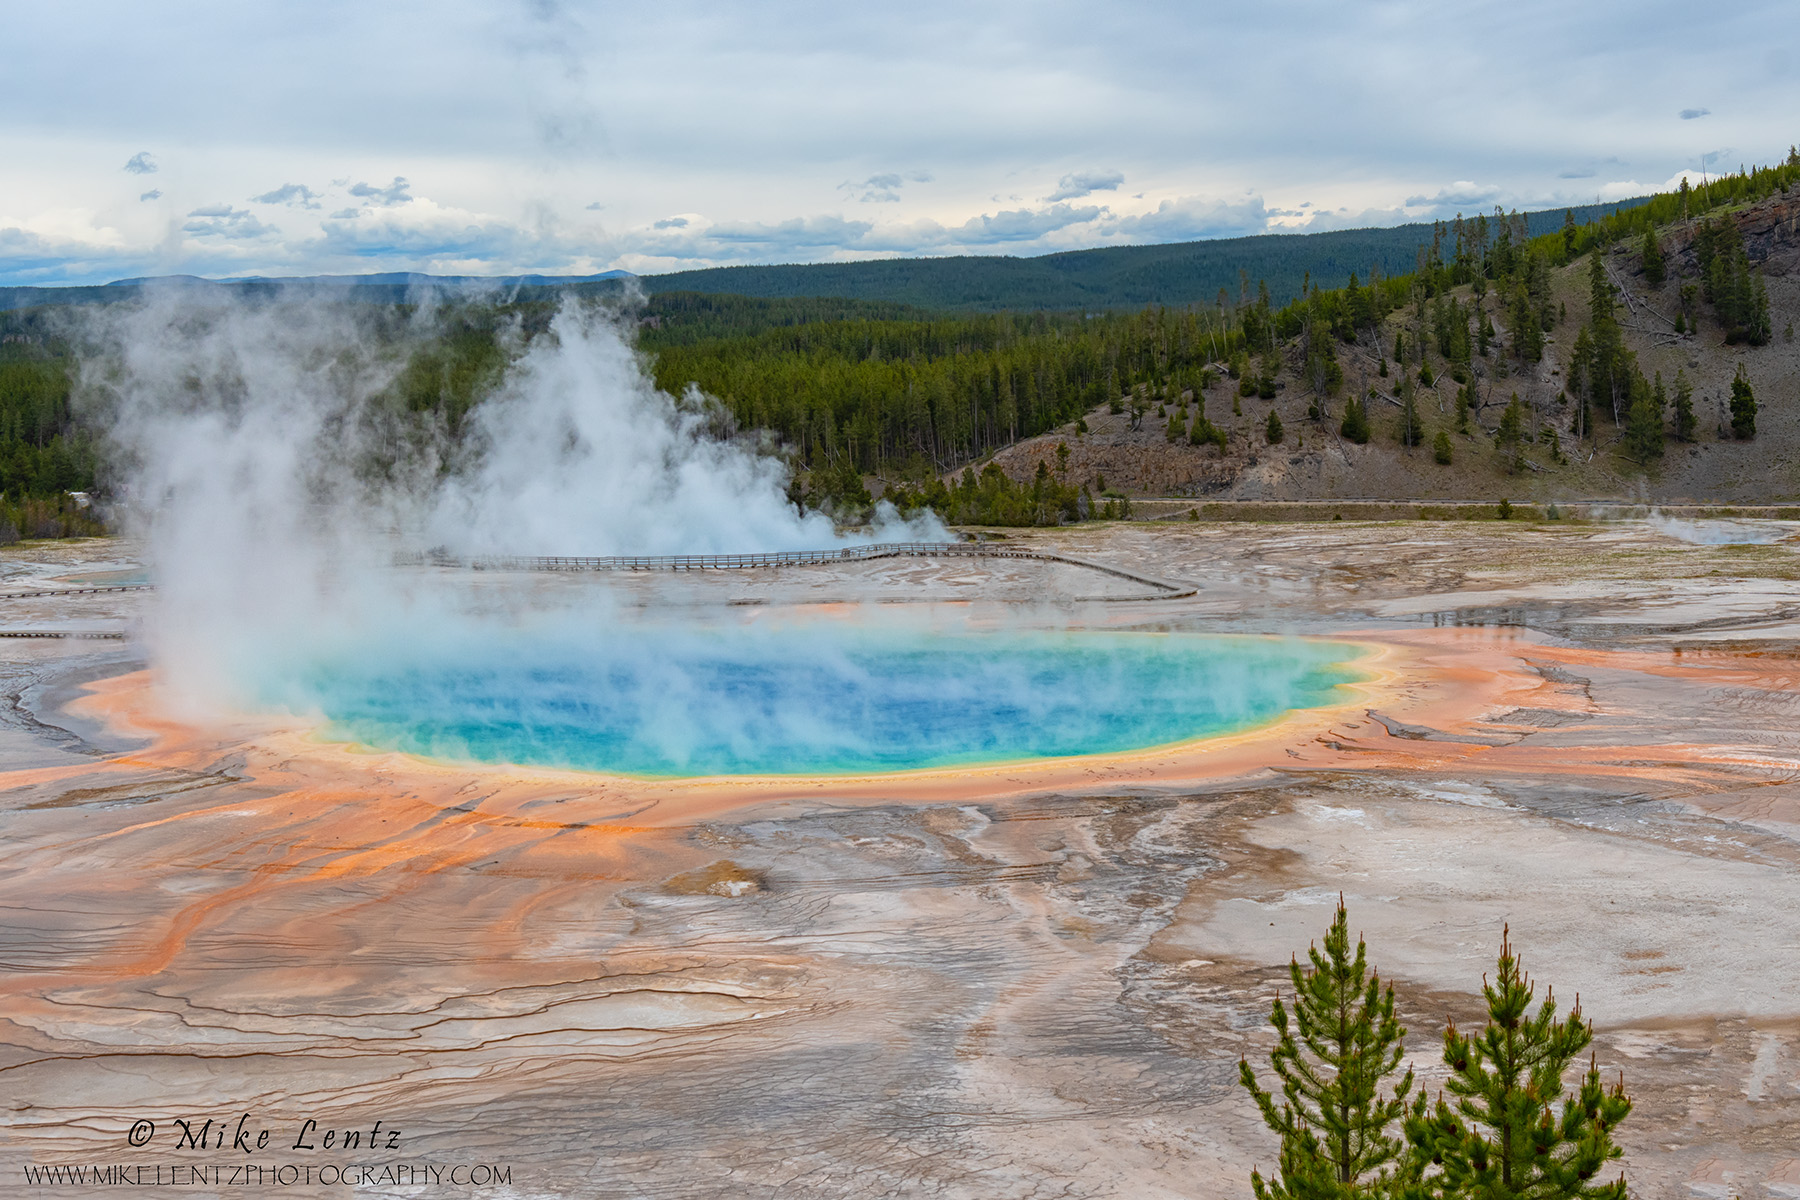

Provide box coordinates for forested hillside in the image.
[0,309,104,539]
[976,155,1800,513]
[641,200,1646,312]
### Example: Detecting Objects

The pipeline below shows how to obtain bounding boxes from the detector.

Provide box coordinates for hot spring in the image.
[259,623,1365,778]
[87,296,1363,779]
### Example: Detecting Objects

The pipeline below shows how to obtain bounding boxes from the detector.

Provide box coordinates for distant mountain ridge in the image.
[0,271,637,315]
[638,199,1649,311]
[0,198,1647,314]
[100,270,638,288]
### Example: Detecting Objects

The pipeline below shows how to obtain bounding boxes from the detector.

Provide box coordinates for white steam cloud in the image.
[72,286,942,712]
[429,305,864,556]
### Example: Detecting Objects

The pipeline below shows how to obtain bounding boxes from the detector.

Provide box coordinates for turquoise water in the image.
[274,627,1363,778]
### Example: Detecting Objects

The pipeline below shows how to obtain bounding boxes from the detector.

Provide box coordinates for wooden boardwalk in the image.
[433,541,1195,598]
[0,544,1195,637]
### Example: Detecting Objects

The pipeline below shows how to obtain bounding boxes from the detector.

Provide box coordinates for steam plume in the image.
[72,286,941,710]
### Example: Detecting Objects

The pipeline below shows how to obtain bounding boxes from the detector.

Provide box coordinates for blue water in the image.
[273,627,1363,778]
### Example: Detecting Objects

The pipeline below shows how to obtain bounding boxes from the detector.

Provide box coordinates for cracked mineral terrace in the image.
[2,521,1798,1199]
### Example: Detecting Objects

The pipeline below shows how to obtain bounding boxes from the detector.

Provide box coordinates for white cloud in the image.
[347,177,412,207]
[183,205,280,240]
[617,197,1250,265]
[316,206,511,258]
[1095,196,1269,241]
[951,202,1105,243]
[252,183,322,208]
[1047,169,1124,202]
[0,221,139,285]
[703,214,875,251]
[1696,147,1736,172]
[840,172,928,204]
[301,195,614,275]
[610,200,1116,265]
[1403,181,1506,210]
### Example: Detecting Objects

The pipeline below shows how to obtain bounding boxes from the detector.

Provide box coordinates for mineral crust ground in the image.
[2,521,1799,1199]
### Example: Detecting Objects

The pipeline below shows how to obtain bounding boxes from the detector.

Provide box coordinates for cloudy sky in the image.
[2,0,1793,285]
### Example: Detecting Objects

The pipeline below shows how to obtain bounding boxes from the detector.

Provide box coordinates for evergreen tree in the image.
[1671,370,1696,442]
[1624,373,1665,464]
[1402,929,1632,1199]
[1730,367,1757,439]
[1130,385,1151,430]
[1696,218,1772,344]
[1508,285,1543,361]
[1263,352,1284,400]
[1433,430,1453,465]
[1567,327,1590,404]
[1586,251,1614,324]
[1570,387,1592,443]
[1748,274,1773,346]
[1540,424,1566,465]
[1399,387,1424,447]
[1167,405,1187,443]
[1267,409,1286,445]
[1240,901,1415,1200]
[1727,249,1755,341]
[1496,394,1525,445]
[1496,395,1527,473]
[1640,228,1665,287]
[1341,394,1371,444]
[1523,251,1555,337]
[1191,411,1228,451]
[1574,259,1633,426]
[1031,459,1053,517]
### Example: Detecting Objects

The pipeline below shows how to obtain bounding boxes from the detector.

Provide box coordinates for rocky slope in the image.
[983,191,1800,505]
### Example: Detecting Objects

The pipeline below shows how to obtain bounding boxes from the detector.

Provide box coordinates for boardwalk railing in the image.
[406,541,1194,598]
[463,542,1031,571]
[0,545,1193,638]
[0,584,150,638]
[0,584,154,601]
